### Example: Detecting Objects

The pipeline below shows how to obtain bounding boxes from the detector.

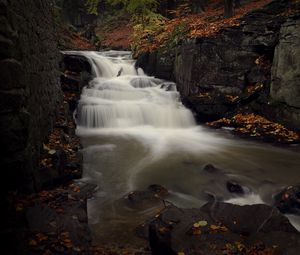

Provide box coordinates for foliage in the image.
[131,0,275,57]
[107,0,158,15]
[131,12,166,54]
[207,113,299,143]
[85,0,100,15]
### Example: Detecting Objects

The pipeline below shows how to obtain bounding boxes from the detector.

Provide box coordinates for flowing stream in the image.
[72,51,300,247]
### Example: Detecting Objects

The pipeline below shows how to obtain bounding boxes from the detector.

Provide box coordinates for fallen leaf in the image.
[48,149,56,155]
[193,220,208,228]
[29,239,38,246]
[192,228,201,235]
[158,227,170,234]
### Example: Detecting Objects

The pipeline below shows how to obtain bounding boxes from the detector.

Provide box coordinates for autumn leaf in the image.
[29,239,38,246]
[193,220,208,228]
[192,228,202,235]
[158,227,170,234]
[36,233,48,242]
[210,224,228,232]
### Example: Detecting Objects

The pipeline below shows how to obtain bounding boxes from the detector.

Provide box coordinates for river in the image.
[71,50,300,247]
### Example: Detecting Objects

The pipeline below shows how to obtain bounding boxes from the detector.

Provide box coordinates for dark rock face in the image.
[62,54,92,74]
[148,202,300,255]
[136,0,300,128]
[226,181,244,194]
[274,185,300,215]
[135,50,175,81]
[60,52,94,112]
[174,0,288,121]
[124,185,169,209]
[0,0,61,191]
[270,15,300,128]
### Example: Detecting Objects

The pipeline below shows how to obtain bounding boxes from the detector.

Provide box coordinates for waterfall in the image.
[72,51,195,129]
[67,51,300,237]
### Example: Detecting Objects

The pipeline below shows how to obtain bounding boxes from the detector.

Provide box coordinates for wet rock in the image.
[270,16,300,128]
[125,185,169,209]
[274,185,300,215]
[25,182,96,252]
[53,149,68,174]
[135,50,175,80]
[148,184,169,196]
[226,181,244,194]
[202,164,220,174]
[147,202,300,255]
[61,54,92,74]
[130,77,155,88]
[160,82,176,91]
[183,94,234,121]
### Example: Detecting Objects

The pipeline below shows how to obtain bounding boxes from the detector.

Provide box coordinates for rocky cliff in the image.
[0,0,61,191]
[271,16,300,128]
[136,0,300,130]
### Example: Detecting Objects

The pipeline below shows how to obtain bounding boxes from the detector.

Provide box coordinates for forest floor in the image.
[95,16,133,50]
[59,25,96,50]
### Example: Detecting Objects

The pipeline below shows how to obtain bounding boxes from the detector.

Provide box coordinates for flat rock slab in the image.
[24,182,97,254]
[148,202,300,255]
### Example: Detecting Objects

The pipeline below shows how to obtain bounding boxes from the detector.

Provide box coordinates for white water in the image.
[75,51,195,129]
[70,50,300,245]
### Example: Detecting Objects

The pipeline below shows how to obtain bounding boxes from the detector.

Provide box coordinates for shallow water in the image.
[72,50,300,246]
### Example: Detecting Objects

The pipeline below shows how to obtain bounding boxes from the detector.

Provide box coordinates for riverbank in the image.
[2,52,93,254]
[135,0,300,138]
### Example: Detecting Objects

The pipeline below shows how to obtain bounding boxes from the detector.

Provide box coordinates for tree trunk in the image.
[224,0,234,18]
[235,0,241,8]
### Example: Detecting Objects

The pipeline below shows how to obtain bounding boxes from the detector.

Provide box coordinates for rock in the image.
[125,185,169,208]
[202,164,220,174]
[270,16,300,128]
[160,82,176,91]
[135,50,175,80]
[148,184,169,196]
[53,149,68,174]
[274,185,300,215]
[0,0,61,192]
[183,94,234,121]
[136,0,300,128]
[0,59,23,90]
[226,181,244,194]
[61,53,92,74]
[25,183,95,252]
[148,202,300,255]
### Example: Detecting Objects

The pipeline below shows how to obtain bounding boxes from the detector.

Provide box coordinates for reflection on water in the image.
[72,50,300,246]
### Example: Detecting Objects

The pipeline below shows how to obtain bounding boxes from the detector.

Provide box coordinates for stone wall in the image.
[0,0,61,191]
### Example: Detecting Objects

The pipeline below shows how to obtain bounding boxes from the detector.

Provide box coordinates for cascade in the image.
[74,51,195,129]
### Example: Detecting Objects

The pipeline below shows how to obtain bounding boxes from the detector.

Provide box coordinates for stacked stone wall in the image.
[0,0,61,191]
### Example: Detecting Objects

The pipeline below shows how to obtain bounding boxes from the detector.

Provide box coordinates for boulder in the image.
[148,202,300,255]
[61,53,92,74]
[226,181,244,194]
[125,184,169,208]
[274,185,300,215]
[135,50,175,80]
